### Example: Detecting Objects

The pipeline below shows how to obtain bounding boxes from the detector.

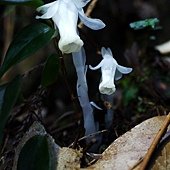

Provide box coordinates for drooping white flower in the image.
[89,47,132,95]
[36,0,105,53]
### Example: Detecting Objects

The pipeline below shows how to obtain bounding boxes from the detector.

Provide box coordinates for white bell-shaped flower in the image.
[89,47,132,95]
[36,0,105,53]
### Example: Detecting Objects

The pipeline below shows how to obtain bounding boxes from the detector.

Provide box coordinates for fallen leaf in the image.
[151,141,170,170]
[57,147,82,170]
[12,116,170,170]
[87,116,170,170]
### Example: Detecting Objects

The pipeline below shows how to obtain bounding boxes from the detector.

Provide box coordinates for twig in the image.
[78,0,99,29]
[139,112,170,170]
[86,152,102,165]
[78,129,107,141]
[130,157,143,170]
[69,129,107,147]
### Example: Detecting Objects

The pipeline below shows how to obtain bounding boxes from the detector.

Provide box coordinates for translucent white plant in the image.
[72,47,103,151]
[36,0,105,53]
[89,47,133,95]
[72,47,96,135]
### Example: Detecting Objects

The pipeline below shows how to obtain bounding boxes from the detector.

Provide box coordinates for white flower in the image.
[89,47,133,95]
[36,0,105,53]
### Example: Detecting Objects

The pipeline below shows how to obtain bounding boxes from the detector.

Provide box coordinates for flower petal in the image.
[36,1,57,12]
[89,61,103,70]
[115,69,122,80]
[99,82,116,95]
[78,9,105,30]
[107,48,113,56]
[36,1,59,19]
[58,36,83,53]
[101,47,107,56]
[72,0,90,8]
[90,101,102,110]
[116,65,133,74]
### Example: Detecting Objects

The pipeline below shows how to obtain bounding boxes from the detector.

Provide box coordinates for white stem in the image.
[72,47,97,135]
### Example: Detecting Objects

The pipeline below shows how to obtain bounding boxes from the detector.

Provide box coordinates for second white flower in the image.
[89,47,133,95]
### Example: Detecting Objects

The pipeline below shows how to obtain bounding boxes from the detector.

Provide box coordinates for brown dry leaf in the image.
[86,116,170,170]
[13,117,170,170]
[57,147,83,170]
[150,140,170,170]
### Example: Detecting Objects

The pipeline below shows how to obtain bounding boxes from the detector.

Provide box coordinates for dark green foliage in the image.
[0,0,43,7]
[121,79,139,106]
[0,23,55,78]
[41,54,60,87]
[17,135,52,170]
[0,76,21,143]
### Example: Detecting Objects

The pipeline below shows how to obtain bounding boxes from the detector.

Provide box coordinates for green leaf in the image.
[0,76,21,143]
[124,85,138,106]
[0,23,55,78]
[41,54,60,87]
[17,135,52,170]
[129,18,159,30]
[0,0,44,7]
[121,79,138,106]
